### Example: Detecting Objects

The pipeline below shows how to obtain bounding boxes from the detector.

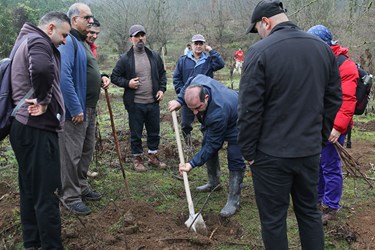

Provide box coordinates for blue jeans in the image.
[127,103,160,155]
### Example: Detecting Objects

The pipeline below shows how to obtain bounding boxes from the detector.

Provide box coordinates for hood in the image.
[330,44,349,57]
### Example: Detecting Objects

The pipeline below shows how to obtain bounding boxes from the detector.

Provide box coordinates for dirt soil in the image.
[1,120,375,249]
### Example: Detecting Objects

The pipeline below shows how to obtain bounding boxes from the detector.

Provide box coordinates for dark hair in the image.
[92,18,100,27]
[187,84,207,102]
[39,11,71,27]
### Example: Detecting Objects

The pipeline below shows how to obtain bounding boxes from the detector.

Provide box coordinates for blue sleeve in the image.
[189,113,228,167]
[209,50,225,71]
[173,57,184,94]
[58,36,83,117]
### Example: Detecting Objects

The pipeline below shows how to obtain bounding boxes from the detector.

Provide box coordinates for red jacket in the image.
[331,44,358,134]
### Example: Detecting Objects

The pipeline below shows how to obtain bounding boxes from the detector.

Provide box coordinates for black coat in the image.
[111,47,167,109]
[238,22,342,161]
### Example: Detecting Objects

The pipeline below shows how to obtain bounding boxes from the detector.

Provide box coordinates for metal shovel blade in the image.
[185,213,208,236]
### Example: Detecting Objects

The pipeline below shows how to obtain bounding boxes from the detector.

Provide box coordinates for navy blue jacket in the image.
[173,50,224,94]
[177,74,239,167]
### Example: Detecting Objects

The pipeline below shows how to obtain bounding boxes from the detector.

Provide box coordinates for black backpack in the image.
[0,37,34,141]
[337,54,373,115]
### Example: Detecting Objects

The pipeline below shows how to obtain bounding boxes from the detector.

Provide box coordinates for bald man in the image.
[168,74,246,218]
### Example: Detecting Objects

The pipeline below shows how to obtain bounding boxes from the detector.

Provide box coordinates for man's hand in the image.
[101,76,110,89]
[179,162,192,175]
[129,77,141,89]
[168,100,181,112]
[156,90,164,101]
[72,112,84,125]
[205,45,212,52]
[25,98,47,116]
[328,128,341,143]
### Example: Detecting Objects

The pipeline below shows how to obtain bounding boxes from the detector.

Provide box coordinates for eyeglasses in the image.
[193,41,204,46]
[76,15,94,21]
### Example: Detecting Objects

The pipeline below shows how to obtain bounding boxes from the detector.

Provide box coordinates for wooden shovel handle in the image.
[172,111,196,215]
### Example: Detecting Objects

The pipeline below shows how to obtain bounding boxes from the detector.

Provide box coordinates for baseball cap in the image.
[246,0,286,34]
[191,34,206,43]
[129,24,146,37]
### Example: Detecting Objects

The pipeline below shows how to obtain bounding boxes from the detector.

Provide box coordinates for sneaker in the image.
[148,153,166,169]
[321,205,338,225]
[133,156,146,172]
[67,202,91,216]
[82,190,102,201]
[87,170,98,177]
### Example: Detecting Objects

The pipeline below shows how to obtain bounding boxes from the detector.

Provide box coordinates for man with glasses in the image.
[173,34,224,193]
[237,1,342,249]
[59,3,110,215]
[111,24,167,172]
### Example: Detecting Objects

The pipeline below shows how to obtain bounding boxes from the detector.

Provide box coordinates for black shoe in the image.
[82,190,102,201]
[67,202,91,215]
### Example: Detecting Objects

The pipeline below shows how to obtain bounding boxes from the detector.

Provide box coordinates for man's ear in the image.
[47,23,55,35]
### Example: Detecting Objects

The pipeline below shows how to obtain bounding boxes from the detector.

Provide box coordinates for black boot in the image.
[196,154,222,192]
[219,170,244,217]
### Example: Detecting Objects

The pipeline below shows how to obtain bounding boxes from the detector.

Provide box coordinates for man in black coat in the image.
[237,1,342,249]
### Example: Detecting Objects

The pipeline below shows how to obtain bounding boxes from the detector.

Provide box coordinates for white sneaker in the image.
[87,170,98,177]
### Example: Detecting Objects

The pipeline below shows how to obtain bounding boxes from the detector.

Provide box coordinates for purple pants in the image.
[318,134,346,210]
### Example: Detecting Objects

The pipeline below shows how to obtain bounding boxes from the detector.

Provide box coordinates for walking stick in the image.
[104,88,130,197]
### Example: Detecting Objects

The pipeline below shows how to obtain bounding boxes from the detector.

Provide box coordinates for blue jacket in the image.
[177,74,239,167]
[58,29,87,119]
[173,50,224,94]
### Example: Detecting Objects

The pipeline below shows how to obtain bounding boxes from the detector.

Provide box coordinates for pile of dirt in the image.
[61,199,250,249]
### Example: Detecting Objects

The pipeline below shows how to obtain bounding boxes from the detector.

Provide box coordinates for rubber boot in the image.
[219,170,244,217]
[196,154,222,192]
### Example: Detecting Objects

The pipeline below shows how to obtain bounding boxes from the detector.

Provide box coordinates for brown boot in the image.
[133,156,146,172]
[321,205,338,225]
[148,153,166,169]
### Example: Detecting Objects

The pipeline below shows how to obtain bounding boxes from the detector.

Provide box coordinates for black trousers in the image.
[10,120,63,249]
[251,151,324,250]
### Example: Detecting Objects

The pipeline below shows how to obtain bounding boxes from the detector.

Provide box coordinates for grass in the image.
[1,68,375,249]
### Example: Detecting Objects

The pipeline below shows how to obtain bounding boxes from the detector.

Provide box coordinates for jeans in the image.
[251,151,324,250]
[127,103,160,155]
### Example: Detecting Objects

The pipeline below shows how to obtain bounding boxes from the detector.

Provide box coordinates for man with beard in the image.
[111,24,167,172]
[10,11,71,249]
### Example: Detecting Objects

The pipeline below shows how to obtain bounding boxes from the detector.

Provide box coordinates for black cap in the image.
[246,0,285,34]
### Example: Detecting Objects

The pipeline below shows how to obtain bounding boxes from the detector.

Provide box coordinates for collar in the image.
[70,28,87,42]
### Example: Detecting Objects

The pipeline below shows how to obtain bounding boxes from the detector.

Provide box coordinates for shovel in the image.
[172,111,208,235]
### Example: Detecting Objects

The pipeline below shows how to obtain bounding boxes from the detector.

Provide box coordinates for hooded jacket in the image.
[11,22,65,132]
[330,44,358,134]
[177,74,239,167]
